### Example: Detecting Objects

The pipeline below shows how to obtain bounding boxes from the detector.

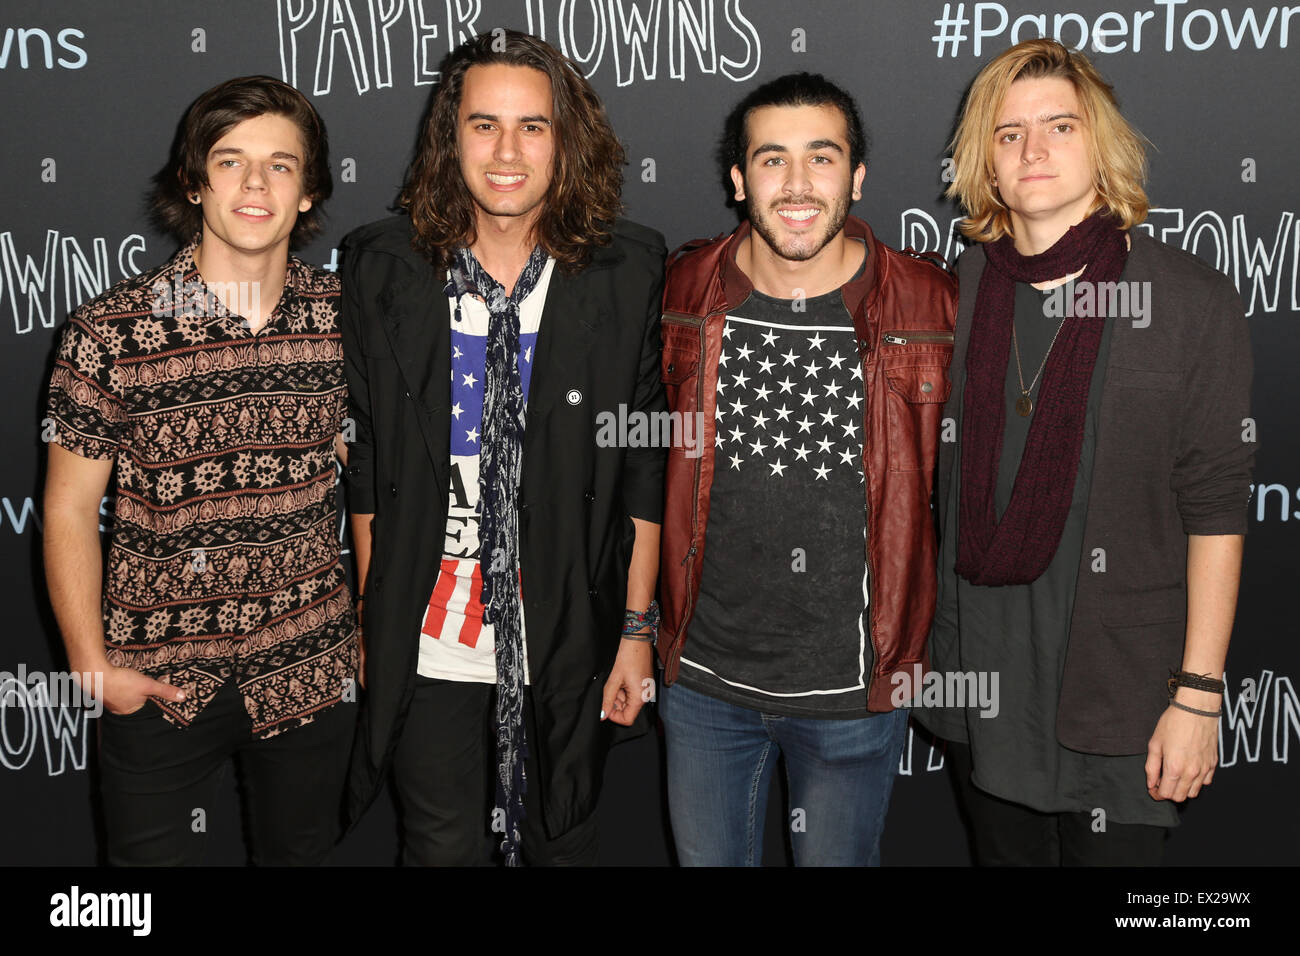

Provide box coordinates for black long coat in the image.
[339,215,666,838]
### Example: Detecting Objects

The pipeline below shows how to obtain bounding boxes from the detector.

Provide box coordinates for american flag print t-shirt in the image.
[416,258,555,683]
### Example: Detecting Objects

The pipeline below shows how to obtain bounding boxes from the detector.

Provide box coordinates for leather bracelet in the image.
[1167,669,1224,697]
[1169,699,1222,718]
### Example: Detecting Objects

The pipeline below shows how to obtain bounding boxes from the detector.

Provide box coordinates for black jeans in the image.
[946,742,1168,866]
[98,677,355,866]
[391,676,598,866]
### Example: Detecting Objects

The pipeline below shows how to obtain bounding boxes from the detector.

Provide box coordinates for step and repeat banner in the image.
[1,0,1295,865]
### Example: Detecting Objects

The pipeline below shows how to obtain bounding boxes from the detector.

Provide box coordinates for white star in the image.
[717,377,727,394]
[781,348,799,366]
[761,330,779,347]
[715,433,724,448]
[803,360,822,378]
[824,381,843,398]
[730,398,748,416]
[842,420,859,438]
[733,370,750,389]
[719,350,730,368]
[839,447,857,465]
[754,383,772,402]
[757,357,775,374]
[774,404,792,422]
[827,351,846,369]
[523,346,533,363]
[453,345,463,359]
[751,410,769,429]
[846,393,862,410]
[451,402,464,420]
[820,408,836,426]
[794,444,811,461]
[807,332,825,350]
[722,324,734,339]
[813,464,831,480]
[777,377,796,394]
[729,453,743,470]
[466,427,480,443]
[816,436,834,454]
[772,431,789,449]
[799,387,818,406]
[461,371,478,388]
[769,460,787,477]
[728,426,745,444]
[736,343,754,361]
[796,416,814,433]
[715,404,724,420]
[749,436,767,456]
[851,364,863,380]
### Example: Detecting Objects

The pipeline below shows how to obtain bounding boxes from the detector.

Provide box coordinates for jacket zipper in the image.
[661,312,709,677]
[859,328,877,701]
[881,330,955,346]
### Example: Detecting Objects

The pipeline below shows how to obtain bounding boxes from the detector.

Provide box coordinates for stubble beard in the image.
[746,190,851,263]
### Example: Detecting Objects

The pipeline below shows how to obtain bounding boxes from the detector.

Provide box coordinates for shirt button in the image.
[588,587,598,597]
[921,381,934,393]
[389,483,398,498]
[583,491,594,502]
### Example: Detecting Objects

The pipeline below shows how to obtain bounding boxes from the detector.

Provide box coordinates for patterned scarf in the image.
[956,212,1127,586]
[445,244,549,866]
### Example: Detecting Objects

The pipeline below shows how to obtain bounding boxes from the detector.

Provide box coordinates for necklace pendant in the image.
[1015,394,1033,417]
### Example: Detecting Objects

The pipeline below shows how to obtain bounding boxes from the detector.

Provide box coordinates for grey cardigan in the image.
[923,231,1255,754]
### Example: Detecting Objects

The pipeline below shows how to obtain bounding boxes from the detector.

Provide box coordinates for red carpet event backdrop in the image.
[0,0,1295,864]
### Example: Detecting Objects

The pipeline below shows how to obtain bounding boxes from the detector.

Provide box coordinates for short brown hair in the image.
[947,38,1149,242]
[400,30,625,275]
[150,75,332,246]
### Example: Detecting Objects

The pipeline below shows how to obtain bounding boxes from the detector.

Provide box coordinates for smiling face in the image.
[456,63,556,235]
[195,112,313,260]
[991,76,1098,239]
[730,103,865,264]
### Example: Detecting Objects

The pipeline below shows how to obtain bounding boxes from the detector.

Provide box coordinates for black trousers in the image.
[391,676,598,866]
[946,742,1168,866]
[98,677,355,866]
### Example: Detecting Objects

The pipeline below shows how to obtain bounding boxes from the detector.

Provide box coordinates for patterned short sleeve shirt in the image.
[47,238,357,738]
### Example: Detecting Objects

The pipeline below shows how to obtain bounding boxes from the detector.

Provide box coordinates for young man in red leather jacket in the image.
[656,73,956,866]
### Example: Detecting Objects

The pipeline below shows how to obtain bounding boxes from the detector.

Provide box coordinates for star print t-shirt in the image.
[416,257,555,683]
[679,278,871,718]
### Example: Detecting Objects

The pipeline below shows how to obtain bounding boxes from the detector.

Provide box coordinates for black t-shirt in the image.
[679,257,873,718]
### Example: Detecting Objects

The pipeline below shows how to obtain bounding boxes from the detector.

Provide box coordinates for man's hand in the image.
[99,664,187,716]
[1145,691,1220,801]
[601,639,654,726]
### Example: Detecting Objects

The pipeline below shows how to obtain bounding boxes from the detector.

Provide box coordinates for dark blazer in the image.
[339,215,666,837]
[922,232,1254,754]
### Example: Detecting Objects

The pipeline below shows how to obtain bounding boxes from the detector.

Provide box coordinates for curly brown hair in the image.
[150,75,332,247]
[400,30,624,275]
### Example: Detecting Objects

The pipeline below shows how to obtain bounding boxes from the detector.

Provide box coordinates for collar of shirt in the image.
[170,235,306,336]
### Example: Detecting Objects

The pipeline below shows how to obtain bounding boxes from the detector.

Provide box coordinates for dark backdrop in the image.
[1,0,1295,865]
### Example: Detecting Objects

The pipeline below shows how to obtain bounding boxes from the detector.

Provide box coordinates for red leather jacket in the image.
[657,216,957,710]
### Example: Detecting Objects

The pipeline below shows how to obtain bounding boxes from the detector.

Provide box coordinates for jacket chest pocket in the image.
[884,363,952,473]
[661,314,704,412]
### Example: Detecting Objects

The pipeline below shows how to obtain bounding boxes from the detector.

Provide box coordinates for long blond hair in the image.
[947,38,1149,242]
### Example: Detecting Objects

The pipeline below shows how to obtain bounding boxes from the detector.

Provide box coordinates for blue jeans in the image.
[661,680,907,866]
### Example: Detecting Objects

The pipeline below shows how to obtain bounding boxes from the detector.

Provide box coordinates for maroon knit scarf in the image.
[955,212,1127,586]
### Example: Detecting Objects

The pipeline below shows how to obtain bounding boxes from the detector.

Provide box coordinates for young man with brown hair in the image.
[43,75,356,865]
[340,31,665,866]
